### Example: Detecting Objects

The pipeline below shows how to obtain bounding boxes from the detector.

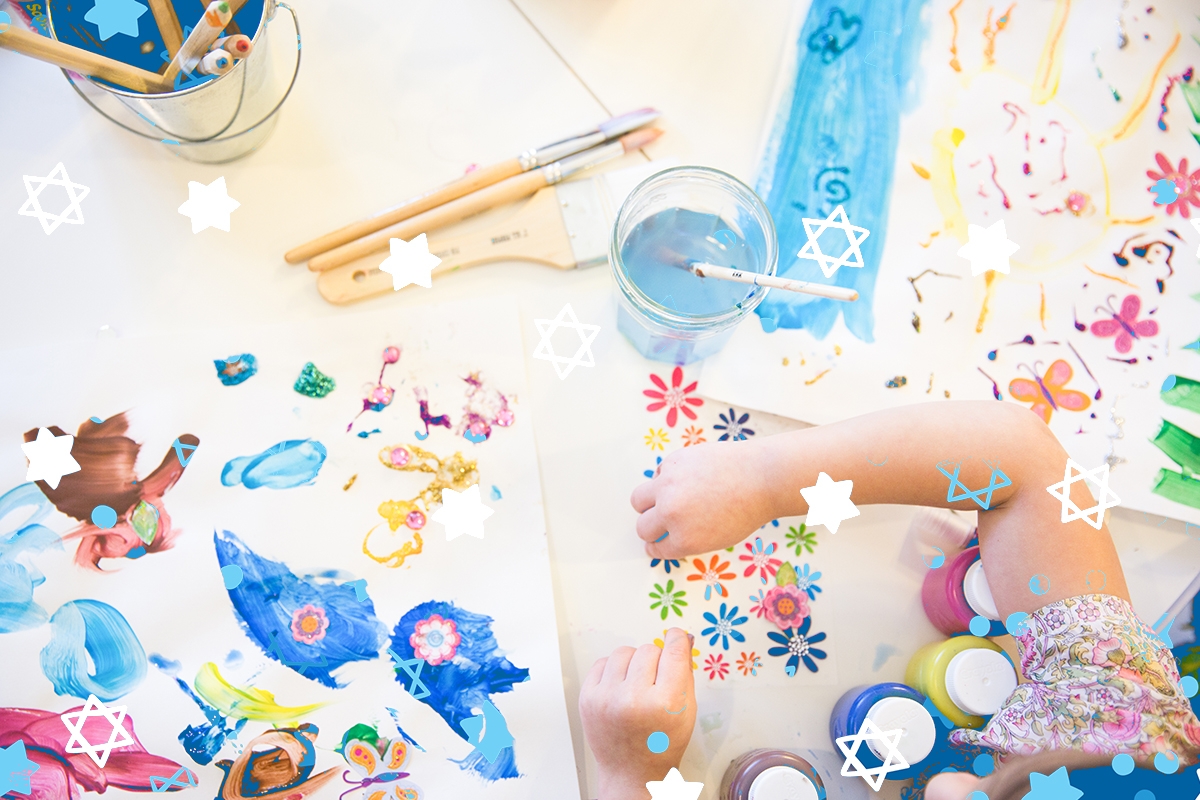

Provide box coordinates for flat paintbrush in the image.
[687,262,858,301]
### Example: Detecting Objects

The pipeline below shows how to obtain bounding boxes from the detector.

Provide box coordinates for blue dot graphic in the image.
[1134,791,1155,800]
[1162,375,1177,393]
[1028,574,1049,595]
[972,754,994,776]
[221,564,244,590]
[1181,676,1198,698]
[966,791,989,800]
[1005,612,1030,636]
[969,615,991,637]
[647,731,669,753]
[91,505,118,529]
[1111,753,1135,775]
[1153,751,1178,774]
[760,317,778,333]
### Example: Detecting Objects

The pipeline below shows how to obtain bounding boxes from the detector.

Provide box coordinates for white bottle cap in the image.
[748,766,820,800]
[944,648,1018,716]
[963,560,999,620]
[864,697,936,764]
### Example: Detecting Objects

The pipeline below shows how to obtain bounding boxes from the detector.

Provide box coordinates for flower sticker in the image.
[748,589,770,619]
[687,554,736,600]
[739,537,781,584]
[767,617,827,675]
[702,602,748,650]
[785,523,818,555]
[644,367,704,427]
[737,651,762,676]
[290,604,330,645]
[409,613,460,666]
[1146,153,1200,217]
[795,563,823,600]
[645,428,670,451]
[714,408,755,441]
[643,456,663,478]
[682,426,706,447]
[704,653,729,681]
[649,579,688,620]
[762,584,810,630]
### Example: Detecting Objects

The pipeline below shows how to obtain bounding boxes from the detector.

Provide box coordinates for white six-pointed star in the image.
[19,163,90,235]
[532,303,600,380]
[432,484,494,541]
[1046,458,1121,530]
[22,427,81,490]
[799,471,860,534]
[178,176,241,233]
[957,219,1020,276]
[379,232,442,291]
[795,204,871,278]
[837,718,909,791]
[645,767,704,800]
[61,695,135,768]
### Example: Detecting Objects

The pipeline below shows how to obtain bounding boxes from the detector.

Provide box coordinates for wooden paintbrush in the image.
[0,23,173,93]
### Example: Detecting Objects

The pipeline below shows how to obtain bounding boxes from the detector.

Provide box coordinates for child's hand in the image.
[631,441,772,558]
[579,628,697,800]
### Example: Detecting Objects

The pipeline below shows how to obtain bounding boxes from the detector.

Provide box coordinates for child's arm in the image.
[631,401,1129,616]
[579,628,697,800]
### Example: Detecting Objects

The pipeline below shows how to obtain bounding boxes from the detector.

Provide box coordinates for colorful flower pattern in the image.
[687,554,736,600]
[644,367,704,427]
[645,428,670,451]
[767,617,827,674]
[737,651,762,676]
[785,523,818,555]
[705,653,729,681]
[682,426,706,447]
[651,557,681,574]
[290,604,329,645]
[761,584,810,630]
[1146,153,1200,217]
[794,563,823,600]
[702,603,749,650]
[408,613,460,666]
[649,579,688,620]
[714,408,755,441]
[740,537,782,584]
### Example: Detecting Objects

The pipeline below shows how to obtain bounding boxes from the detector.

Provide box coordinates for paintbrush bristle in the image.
[619,127,664,152]
[598,107,661,139]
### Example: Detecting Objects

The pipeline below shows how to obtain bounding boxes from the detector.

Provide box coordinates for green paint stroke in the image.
[1162,375,1200,414]
[1153,469,1200,510]
[1152,419,1200,477]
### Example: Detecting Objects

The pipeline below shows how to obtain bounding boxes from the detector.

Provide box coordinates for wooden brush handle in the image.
[316,186,575,304]
[147,0,184,57]
[286,158,524,264]
[308,169,550,272]
[0,26,172,93]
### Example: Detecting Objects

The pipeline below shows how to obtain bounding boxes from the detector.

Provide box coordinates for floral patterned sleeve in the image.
[949,594,1200,762]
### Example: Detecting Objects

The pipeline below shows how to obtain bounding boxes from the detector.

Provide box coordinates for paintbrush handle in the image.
[308,169,550,272]
[0,26,172,93]
[690,263,859,301]
[286,158,523,265]
[146,0,184,57]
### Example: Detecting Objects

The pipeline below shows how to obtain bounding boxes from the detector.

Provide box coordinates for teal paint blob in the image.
[91,504,118,529]
[968,615,991,637]
[1180,675,1198,698]
[220,564,244,590]
[972,754,995,776]
[40,599,147,701]
[1111,753,1135,775]
[647,731,669,754]
[1153,751,1178,774]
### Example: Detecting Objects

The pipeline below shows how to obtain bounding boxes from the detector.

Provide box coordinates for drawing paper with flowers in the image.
[700,0,1200,524]
[0,297,577,800]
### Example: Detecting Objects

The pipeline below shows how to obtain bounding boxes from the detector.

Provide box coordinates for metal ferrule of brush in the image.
[552,140,625,183]
[526,132,606,168]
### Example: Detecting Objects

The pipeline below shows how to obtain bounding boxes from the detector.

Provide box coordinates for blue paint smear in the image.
[148,653,182,675]
[385,708,426,752]
[221,440,327,490]
[214,530,387,688]
[40,599,147,701]
[390,600,527,780]
[755,0,930,339]
[0,483,62,633]
[172,672,247,765]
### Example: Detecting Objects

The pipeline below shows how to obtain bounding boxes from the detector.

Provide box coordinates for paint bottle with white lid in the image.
[829,683,936,780]
[906,636,1018,728]
[719,749,825,800]
[921,545,1004,636]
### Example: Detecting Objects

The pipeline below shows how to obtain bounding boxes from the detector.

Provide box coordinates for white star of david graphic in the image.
[796,204,870,278]
[60,695,135,768]
[19,163,90,235]
[1045,458,1121,530]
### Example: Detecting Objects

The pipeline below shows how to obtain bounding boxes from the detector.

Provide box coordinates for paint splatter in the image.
[21,415,198,570]
[40,599,147,701]
[348,346,400,432]
[214,530,388,688]
[389,600,527,780]
[0,483,62,633]
[194,661,325,722]
[885,376,908,388]
[163,667,247,765]
[978,367,1002,400]
[414,387,452,437]
[221,440,327,490]
[981,4,1015,68]
[293,362,336,398]
[213,353,257,386]
[214,724,338,798]
[906,269,960,302]
[456,372,516,442]
[872,643,899,671]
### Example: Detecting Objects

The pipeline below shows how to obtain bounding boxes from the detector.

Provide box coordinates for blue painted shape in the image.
[464,430,488,444]
[214,530,387,688]
[1153,751,1179,774]
[972,754,994,776]
[40,599,147,701]
[1184,338,1200,352]
[221,564,244,590]
[646,731,669,754]
[88,415,104,423]
[148,653,182,675]
[0,740,40,795]
[460,698,515,764]
[754,0,930,339]
[346,578,368,602]
[968,615,991,637]
[221,439,326,489]
[1024,766,1083,800]
[83,0,147,40]
[923,695,954,729]
[936,461,1012,510]
[1005,611,1031,636]
[149,766,197,792]
[1152,179,1180,205]
[387,649,430,700]
[213,353,258,386]
[0,483,62,633]
[490,486,502,501]
[170,671,247,765]
[172,437,198,467]
[414,430,430,440]
[390,600,527,780]
[922,547,945,569]
[1112,753,1136,775]
[1181,675,1198,698]
[90,504,118,529]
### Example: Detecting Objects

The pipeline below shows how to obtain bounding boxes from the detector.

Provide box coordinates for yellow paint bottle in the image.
[905,636,1017,729]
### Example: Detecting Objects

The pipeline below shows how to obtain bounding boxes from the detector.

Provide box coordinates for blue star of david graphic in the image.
[266,630,329,675]
[387,648,430,700]
[936,460,1012,510]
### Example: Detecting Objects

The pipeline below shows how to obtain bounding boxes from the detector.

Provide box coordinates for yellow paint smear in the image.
[1032,0,1070,104]
[1101,32,1181,145]
[805,368,832,386]
[975,272,999,333]
[1110,216,1157,226]
[1084,264,1139,288]
[194,662,325,723]
[928,128,969,244]
[912,163,931,179]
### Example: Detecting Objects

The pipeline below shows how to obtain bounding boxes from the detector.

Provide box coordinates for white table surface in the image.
[4,1,1197,798]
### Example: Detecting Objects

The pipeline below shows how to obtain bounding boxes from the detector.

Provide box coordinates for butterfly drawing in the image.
[1089,294,1158,354]
[341,736,422,800]
[1008,360,1091,424]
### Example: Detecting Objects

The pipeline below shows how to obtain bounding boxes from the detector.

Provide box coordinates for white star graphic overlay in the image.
[957,220,1020,276]
[19,163,90,235]
[22,427,81,490]
[645,767,704,800]
[432,484,494,541]
[60,695,135,768]
[1045,459,1121,530]
[795,204,871,278]
[799,471,860,534]
[836,718,909,791]
[379,233,442,291]
[532,303,600,380]
[178,176,241,233]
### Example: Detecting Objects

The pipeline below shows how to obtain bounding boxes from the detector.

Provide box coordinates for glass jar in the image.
[610,166,777,364]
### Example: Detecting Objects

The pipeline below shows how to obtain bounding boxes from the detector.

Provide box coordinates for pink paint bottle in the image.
[719,749,824,800]
[921,544,1001,636]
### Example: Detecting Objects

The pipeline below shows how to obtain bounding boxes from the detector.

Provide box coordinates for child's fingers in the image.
[635,507,670,543]
[582,656,607,690]
[601,646,637,683]
[631,479,657,513]
[656,628,695,688]
[625,642,664,685]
